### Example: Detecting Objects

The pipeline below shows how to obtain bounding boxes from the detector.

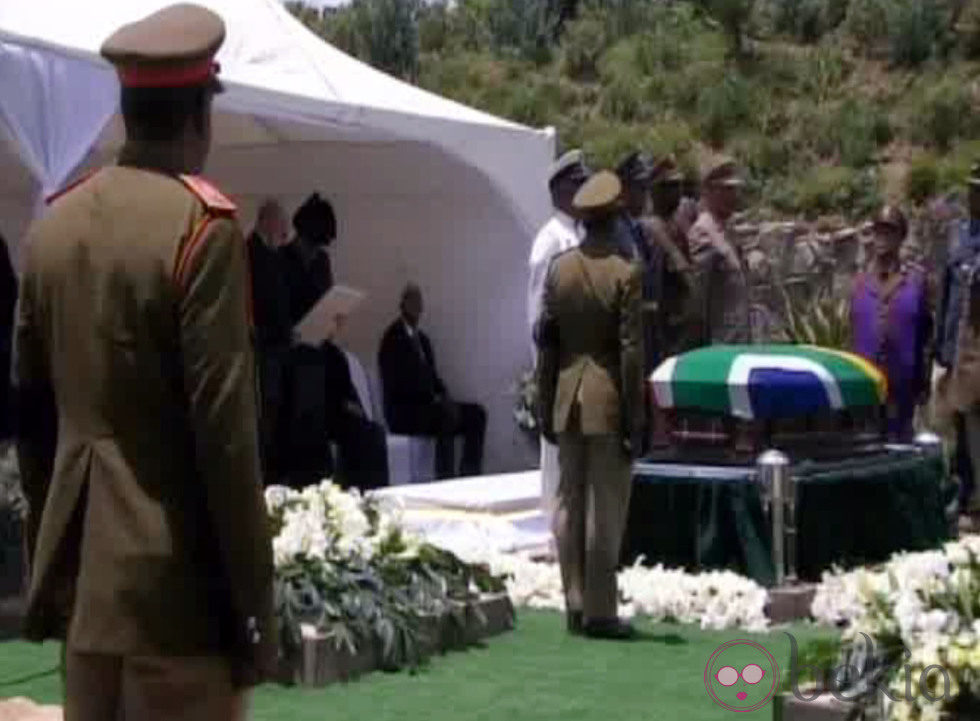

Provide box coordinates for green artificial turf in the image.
[0,611,835,721]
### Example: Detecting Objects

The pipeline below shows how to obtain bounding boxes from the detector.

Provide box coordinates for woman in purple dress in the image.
[851,206,933,441]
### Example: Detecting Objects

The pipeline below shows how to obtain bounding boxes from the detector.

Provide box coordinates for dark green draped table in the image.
[621,449,951,586]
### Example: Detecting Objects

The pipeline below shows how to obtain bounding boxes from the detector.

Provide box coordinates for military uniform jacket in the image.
[536,233,645,456]
[689,210,751,345]
[14,165,276,686]
[641,214,698,358]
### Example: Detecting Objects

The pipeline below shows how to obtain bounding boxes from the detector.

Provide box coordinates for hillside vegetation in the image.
[288,0,980,220]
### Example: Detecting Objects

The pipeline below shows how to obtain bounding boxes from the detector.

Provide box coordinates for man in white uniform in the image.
[528,150,590,527]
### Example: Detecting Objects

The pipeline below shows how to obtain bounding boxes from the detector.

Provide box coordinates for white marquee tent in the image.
[0,0,555,473]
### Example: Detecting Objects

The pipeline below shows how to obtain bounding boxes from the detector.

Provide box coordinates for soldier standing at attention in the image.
[643,155,699,359]
[527,149,589,528]
[14,5,276,719]
[938,163,980,518]
[689,159,751,345]
[536,170,645,640]
[616,152,662,373]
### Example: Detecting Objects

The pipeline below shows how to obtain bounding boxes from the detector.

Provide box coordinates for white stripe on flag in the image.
[650,356,678,408]
[727,354,843,420]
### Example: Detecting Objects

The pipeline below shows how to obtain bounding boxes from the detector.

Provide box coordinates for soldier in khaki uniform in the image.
[641,155,699,359]
[13,5,275,719]
[689,159,751,345]
[536,171,645,640]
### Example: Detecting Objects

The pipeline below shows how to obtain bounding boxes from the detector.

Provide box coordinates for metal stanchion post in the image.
[757,449,790,586]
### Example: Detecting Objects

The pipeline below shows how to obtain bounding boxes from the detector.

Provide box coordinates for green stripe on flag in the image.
[670,345,742,414]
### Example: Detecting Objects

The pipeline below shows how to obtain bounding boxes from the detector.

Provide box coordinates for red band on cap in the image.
[118,59,218,88]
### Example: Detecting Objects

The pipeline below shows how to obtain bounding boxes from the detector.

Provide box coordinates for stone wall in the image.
[732,196,963,342]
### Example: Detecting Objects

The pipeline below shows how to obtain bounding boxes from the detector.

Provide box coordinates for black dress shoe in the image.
[567,610,584,635]
[583,617,636,640]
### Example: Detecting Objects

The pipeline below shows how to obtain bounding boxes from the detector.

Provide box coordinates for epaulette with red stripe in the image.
[45,170,99,205]
[178,175,236,215]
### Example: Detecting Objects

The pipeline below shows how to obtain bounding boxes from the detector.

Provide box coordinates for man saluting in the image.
[14,5,276,718]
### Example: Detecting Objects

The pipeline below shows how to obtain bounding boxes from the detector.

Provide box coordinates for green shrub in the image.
[886,0,949,67]
[697,73,755,147]
[813,99,891,167]
[911,80,976,150]
[905,155,942,205]
[732,133,793,178]
[559,12,608,81]
[844,0,889,52]
[961,0,980,59]
[599,78,654,122]
[772,0,833,42]
[698,0,757,57]
[774,166,881,219]
[798,46,852,103]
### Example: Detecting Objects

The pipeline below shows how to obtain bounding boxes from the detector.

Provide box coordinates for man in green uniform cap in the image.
[14,4,275,718]
[536,170,645,640]
[689,157,751,345]
[644,155,699,359]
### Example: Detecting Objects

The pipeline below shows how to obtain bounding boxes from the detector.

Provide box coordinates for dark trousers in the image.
[390,401,487,479]
[331,413,389,491]
[256,345,288,484]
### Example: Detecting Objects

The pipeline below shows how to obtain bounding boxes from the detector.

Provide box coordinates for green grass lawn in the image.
[0,611,835,720]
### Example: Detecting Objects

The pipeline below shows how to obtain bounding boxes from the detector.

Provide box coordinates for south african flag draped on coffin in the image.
[650,345,887,421]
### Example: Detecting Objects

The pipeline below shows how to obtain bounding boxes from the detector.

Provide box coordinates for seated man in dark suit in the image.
[321,314,389,491]
[378,284,487,479]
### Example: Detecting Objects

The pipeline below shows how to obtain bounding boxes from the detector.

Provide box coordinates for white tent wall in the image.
[0,0,555,474]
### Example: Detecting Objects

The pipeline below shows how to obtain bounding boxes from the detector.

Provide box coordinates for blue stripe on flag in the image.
[747,368,831,418]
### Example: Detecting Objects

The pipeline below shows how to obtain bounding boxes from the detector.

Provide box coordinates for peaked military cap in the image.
[549,149,589,184]
[100,3,225,90]
[969,160,980,187]
[649,155,683,184]
[616,151,652,186]
[573,170,622,217]
[701,157,744,188]
[871,204,908,239]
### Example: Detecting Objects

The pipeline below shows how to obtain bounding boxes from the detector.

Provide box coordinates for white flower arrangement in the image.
[449,546,769,631]
[267,481,770,640]
[810,536,980,720]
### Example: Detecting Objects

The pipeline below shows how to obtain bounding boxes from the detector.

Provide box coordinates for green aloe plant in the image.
[781,286,853,349]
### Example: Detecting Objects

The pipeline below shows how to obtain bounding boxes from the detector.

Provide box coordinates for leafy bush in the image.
[886,0,950,67]
[697,0,757,57]
[910,80,976,151]
[905,155,942,205]
[559,11,609,80]
[814,99,891,167]
[772,0,833,42]
[321,0,423,80]
[961,0,980,59]
[774,165,881,219]
[697,73,755,147]
[844,0,889,52]
[599,77,654,122]
[798,46,853,104]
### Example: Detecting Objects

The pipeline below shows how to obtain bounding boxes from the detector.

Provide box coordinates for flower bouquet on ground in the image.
[265,482,508,675]
[810,536,980,720]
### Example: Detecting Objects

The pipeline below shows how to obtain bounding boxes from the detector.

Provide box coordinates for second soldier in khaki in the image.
[536,170,645,640]
[689,159,751,345]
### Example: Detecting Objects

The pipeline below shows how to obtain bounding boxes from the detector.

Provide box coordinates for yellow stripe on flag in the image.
[803,345,888,402]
